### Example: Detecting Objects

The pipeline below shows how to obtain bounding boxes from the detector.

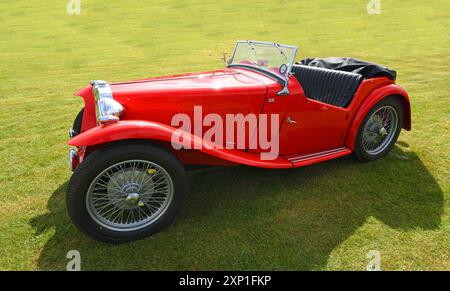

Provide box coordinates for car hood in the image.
[108,68,272,100]
[74,68,277,130]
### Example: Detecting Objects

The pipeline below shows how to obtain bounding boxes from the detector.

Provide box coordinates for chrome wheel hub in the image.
[362,106,399,155]
[86,160,174,232]
[125,193,141,207]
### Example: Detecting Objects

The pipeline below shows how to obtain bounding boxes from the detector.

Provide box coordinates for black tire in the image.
[67,144,187,243]
[73,108,84,134]
[354,96,403,162]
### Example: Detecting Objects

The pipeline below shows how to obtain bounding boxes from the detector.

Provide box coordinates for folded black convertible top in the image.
[297,57,396,81]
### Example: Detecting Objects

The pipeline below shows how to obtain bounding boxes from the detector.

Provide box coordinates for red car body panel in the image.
[70,67,411,169]
[69,120,292,169]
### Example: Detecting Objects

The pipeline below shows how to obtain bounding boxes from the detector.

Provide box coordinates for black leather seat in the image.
[291,65,363,108]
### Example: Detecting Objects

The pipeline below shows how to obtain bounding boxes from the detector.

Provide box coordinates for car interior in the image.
[291,65,363,108]
[291,57,396,108]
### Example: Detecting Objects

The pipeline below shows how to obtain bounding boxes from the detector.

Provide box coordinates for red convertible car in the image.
[67,40,411,243]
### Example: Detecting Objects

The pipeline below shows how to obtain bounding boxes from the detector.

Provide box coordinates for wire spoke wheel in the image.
[362,105,399,155]
[86,160,174,232]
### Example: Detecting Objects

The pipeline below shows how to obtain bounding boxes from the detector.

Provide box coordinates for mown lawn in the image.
[0,0,449,270]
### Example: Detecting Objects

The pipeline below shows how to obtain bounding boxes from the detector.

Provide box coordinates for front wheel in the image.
[67,144,187,243]
[354,96,404,162]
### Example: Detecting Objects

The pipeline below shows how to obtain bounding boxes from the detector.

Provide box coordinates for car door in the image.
[262,76,350,156]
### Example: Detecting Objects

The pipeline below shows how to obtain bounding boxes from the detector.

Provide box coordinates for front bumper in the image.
[68,148,79,171]
[68,128,79,171]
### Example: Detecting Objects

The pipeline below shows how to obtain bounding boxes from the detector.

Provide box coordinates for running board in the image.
[284,147,352,168]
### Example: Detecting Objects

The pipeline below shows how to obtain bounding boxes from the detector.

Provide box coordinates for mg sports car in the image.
[67,40,411,243]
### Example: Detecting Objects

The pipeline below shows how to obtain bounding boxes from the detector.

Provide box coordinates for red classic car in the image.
[67,40,411,243]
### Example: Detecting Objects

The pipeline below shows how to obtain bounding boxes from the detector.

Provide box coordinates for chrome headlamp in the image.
[91,80,124,125]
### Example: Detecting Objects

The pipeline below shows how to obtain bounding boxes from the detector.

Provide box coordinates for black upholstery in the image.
[291,65,363,108]
[298,57,396,80]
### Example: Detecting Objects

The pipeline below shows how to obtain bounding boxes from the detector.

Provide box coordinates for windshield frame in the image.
[227,40,298,85]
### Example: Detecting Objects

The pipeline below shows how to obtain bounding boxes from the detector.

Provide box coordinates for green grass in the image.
[0,0,449,270]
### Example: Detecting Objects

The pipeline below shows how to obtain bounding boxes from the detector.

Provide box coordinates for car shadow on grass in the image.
[30,145,444,270]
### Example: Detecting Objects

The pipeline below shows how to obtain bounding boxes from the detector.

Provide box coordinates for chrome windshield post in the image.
[277,82,290,95]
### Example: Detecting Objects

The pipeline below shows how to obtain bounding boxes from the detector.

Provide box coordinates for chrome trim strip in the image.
[288,148,344,161]
[288,147,348,163]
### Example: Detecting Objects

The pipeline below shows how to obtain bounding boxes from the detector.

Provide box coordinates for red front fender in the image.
[68,120,292,169]
[69,120,184,147]
[345,84,411,151]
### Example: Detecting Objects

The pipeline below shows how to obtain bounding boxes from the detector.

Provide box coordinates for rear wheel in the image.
[67,144,187,243]
[355,96,403,162]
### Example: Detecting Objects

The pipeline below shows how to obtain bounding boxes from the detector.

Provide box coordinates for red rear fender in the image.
[345,84,411,151]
